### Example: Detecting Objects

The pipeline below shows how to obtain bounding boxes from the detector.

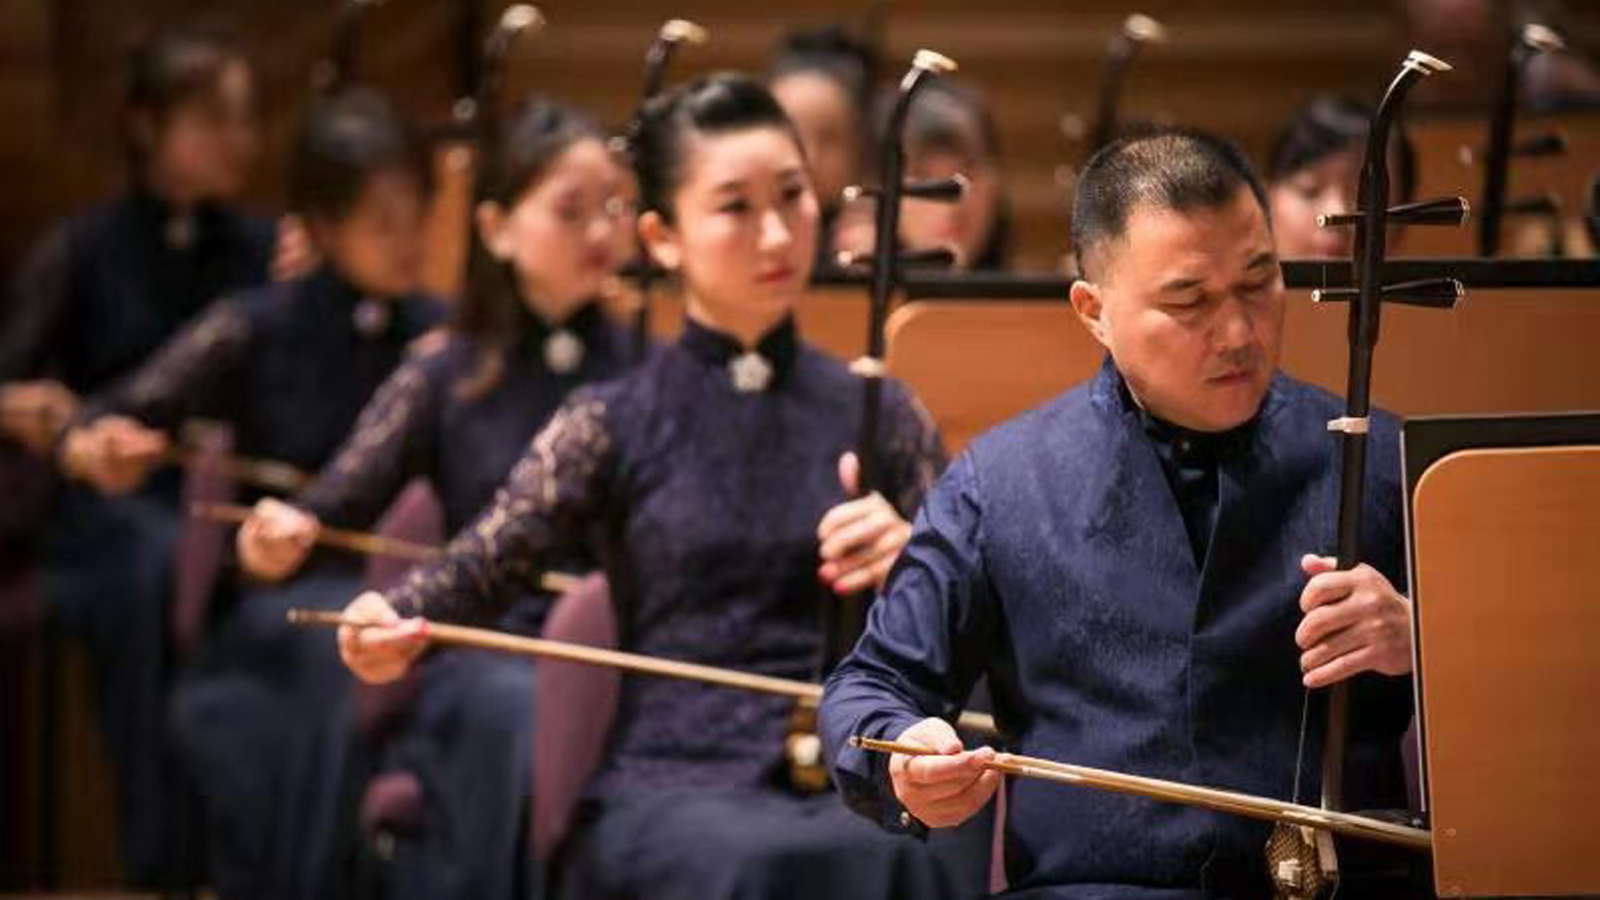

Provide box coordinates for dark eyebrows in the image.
[1245,249,1278,272]
[1158,276,1206,295]
[1159,249,1277,297]
[710,166,807,196]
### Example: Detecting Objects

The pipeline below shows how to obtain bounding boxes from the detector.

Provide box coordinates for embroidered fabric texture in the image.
[382,327,946,791]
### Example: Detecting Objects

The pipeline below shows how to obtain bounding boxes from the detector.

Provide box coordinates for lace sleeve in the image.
[295,357,437,529]
[87,299,251,429]
[878,380,949,519]
[384,393,615,624]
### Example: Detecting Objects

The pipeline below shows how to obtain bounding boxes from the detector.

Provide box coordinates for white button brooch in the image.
[728,351,774,393]
[543,328,585,374]
[353,298,392,338]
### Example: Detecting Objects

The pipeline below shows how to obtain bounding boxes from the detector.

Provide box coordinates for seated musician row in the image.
[6,23,1594,900]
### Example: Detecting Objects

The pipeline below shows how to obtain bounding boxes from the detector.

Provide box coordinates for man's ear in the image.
[637,210,681,271]
[474,201,511,260]
[1069,279,1112,349]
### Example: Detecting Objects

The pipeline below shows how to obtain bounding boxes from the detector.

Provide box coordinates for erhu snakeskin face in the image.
[1266,822,1332,900]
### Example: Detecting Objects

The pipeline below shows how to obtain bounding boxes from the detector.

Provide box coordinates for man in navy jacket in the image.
[820,129,1417,897]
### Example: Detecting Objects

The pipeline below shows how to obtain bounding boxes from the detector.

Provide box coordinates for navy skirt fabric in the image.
[44,480,183,884]
[557,785,992,900]
[381,646,538,900]
[168,566,360,899]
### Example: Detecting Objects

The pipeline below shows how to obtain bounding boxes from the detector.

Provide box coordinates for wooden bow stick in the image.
[289,609,1000,737]
[0,398,310,493]
[166,449,311,494]
[850,737,1431,851]
[195,502,580,594]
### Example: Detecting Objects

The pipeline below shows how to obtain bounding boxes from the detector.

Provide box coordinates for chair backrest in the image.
[362,479,445,591]
[885,300,1100,455]
[1279,288,1600,415]
[530,573,618,861]
[1404,113,1600,258]
[796,285,871,362]
[171,424,237,656]
[884,292,1600,458]
[352,480,445,740]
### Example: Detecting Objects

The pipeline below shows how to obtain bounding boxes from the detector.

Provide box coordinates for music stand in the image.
[1403,412,1600,897]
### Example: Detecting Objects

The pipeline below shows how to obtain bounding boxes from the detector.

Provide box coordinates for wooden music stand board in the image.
[1404,412,1600,897]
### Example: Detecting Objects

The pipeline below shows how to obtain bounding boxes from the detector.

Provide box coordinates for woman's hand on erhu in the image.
[817,452,912,594]
[238,497,320,582]
[60,415,168,495]
[0,379,79,455]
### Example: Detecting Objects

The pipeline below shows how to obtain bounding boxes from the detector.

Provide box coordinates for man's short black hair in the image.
[1071,128,1269,279]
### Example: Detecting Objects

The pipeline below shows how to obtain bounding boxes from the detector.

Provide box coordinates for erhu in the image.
[1056,13,1165,272]
[1280,49,1469,900]
[463,4,545,156]
[311,0,382,95]
[419,5,544,298]
[788,49,967,792]
[1476,22,1567,257]
[621,19,708,359]
[857,57,1467,883]
[1084,13,1167,158]
[826,48,963,674]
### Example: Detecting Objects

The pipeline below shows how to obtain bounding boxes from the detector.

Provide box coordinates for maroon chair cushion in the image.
[171,425,236,657]
[362,479,444,591]
[361,769,426,835]
[530,573,618,861]
[354,480,444,742]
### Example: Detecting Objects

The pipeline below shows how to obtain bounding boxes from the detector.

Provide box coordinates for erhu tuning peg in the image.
[835,246,959,271]
[1383,277,1466,308]
[904,175,967,202]
[1389,196,1472,226]
[842,175,967,205]
[900,246,959,269]
[840,184,872,205]
[834,250,869,270]
[1312,277,1464,310]
[1317,196,1470,229]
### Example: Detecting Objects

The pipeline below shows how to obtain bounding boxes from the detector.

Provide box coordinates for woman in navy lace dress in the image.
[0,27,274,884]
[334,73,990,900]
[64,87,441,899]
[236,97,634,899]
